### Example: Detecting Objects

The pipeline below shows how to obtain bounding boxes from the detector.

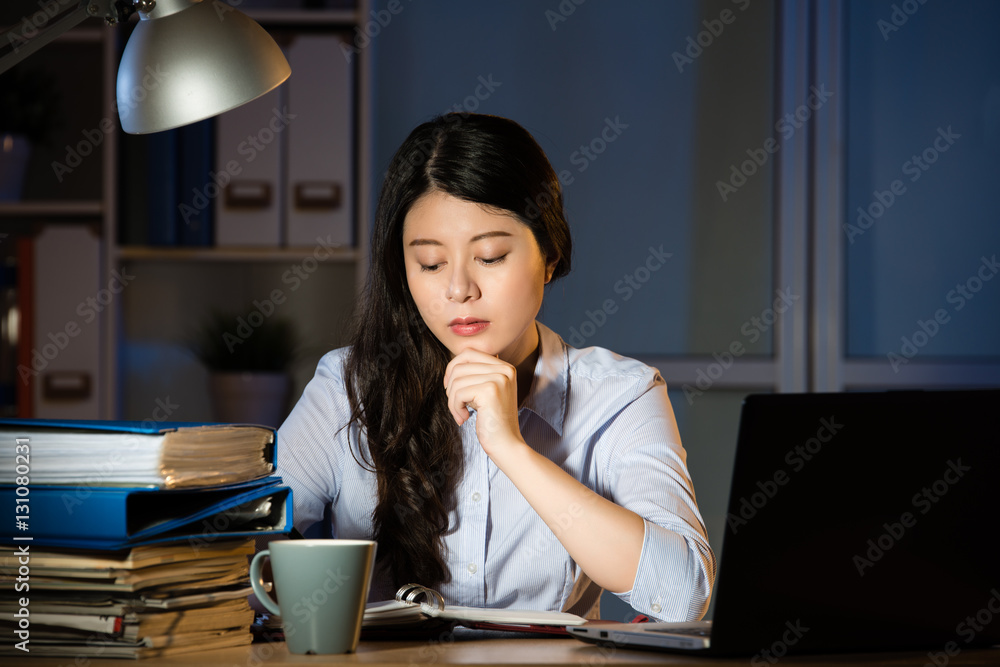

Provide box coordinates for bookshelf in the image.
[116,246,360,263]
[0,201,104,217]
[2,1,372,421]
[0,12,112,419]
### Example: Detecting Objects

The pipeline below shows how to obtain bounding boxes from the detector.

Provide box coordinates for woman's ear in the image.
[544,256,559,284]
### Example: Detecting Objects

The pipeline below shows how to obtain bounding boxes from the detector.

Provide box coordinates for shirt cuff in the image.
[613,519,712,621]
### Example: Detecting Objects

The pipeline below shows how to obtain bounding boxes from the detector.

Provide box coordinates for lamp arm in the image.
[0,0,134,75]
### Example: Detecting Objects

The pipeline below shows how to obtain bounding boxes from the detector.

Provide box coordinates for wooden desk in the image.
[18,637,1000,667]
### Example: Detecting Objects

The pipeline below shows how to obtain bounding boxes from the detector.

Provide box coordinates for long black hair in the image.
[343,113,572,588]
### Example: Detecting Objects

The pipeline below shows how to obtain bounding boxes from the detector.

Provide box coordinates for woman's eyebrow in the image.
[469,231,512,243]
[407,230,512,247]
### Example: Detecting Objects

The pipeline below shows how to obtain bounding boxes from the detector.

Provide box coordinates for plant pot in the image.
[0,133,31,201]
[209,371,291,427]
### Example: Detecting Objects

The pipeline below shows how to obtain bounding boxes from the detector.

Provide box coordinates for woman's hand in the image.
[443,349,525,454]
[445,348,645,594]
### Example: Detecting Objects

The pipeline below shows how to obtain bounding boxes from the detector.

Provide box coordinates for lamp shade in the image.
[116,0,290,134]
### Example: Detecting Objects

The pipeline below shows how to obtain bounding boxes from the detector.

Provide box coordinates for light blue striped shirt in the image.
[276,322,715,621]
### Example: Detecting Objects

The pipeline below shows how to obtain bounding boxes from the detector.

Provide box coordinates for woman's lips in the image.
[449,318,490,336]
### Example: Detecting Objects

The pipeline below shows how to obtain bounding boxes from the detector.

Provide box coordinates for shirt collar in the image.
[520,321,568,436]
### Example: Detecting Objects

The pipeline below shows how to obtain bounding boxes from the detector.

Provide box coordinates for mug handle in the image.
[250,550,282,616]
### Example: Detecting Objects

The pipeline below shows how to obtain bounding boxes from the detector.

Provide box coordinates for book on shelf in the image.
[176,119,214,247]
[118,129,151,247]
[361,584,587,636]
[120,120,216,249]
[145,130,180,247]
[0,539,257,659]
[0,418,276,489]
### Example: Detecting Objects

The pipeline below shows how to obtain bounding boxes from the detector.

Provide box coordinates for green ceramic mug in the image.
[250,539,377,654]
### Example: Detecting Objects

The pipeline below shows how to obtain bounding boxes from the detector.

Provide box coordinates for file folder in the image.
[214,87,285,247]
[284,33,354,248]
[0,418,277,488]
[31,227,102,419]
[0,476,292,550]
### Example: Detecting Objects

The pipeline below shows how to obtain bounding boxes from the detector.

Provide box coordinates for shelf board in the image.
[0,200,103,217]
[116,245,359,263]
[54,27,108,43]
[246,8,359,25]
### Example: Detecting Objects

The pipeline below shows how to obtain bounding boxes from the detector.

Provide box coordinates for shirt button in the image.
[472,492,481,502]
[467,563,478,574]
[651,603,662,614]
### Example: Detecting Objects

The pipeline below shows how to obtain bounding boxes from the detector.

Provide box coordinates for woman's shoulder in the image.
[567,344,661,385]
[307,345,352,389]
[278,346,356,444]
[316,345,350,369]
[560,342,666,421]
[540,323,661,387]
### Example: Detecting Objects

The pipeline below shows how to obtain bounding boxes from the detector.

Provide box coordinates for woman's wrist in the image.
[481,431,534,473]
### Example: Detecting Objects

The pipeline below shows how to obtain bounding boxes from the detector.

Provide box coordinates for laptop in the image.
[569,389,1000,657]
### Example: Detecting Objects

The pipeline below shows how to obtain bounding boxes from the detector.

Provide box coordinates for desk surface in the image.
[18,637,1000,667]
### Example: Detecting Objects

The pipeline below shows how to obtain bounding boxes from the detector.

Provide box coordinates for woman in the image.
[276,113,715,621]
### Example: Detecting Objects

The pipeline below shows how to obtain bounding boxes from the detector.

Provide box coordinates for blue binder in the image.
[0,476,292,550]
[0,418,289,549]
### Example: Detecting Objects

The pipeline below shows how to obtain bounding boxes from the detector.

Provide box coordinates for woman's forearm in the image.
[487,439,645,594]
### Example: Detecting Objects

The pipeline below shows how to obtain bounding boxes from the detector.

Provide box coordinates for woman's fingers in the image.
[443,351,520,447]
[446,370,513,424]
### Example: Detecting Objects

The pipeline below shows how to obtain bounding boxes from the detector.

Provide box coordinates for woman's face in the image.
[402,190,556,366]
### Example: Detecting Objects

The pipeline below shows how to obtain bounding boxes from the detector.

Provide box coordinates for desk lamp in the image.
[0,0,291,134]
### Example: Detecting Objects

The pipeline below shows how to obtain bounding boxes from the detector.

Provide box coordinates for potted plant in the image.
[190,309,300,427]
[0,66,60,200]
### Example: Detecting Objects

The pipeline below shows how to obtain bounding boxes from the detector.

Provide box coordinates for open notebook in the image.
[364,584,585,635]
[569,389,1000,657]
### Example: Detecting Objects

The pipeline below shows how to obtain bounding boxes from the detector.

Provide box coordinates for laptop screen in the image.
[709,389,1000,655]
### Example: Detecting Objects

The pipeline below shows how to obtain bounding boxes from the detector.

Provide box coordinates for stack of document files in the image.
[0,539,258,658]
[0,419,293,657]
[0,419,291,549]
[0,419,276,489]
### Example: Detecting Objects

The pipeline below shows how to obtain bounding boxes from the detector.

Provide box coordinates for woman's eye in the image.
[420,263,442,272]
[480,254,508,266]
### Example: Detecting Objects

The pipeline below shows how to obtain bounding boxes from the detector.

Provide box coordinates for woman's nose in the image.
[447,265,480,302]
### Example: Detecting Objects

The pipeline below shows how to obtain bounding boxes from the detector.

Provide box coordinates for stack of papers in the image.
[0,420,275,489]
[0,540,257,659]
